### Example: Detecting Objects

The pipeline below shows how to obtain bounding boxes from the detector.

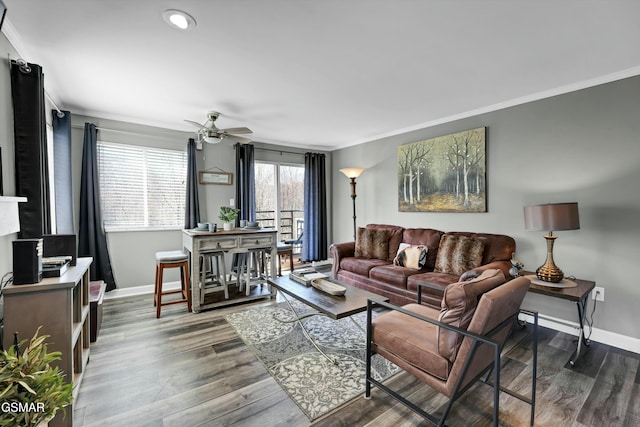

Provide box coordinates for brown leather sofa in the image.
[329,224,516,308]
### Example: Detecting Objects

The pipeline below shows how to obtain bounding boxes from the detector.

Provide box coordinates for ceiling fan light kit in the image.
[185,111,253,145]
[203,134,223,144]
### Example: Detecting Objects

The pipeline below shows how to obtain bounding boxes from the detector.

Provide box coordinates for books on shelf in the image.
[289,267,328,286]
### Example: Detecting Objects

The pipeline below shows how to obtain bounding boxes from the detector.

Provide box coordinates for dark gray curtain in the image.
[235,143,255,224]
[302,153,327,262]
[10,60,51,238]
[78,123,116,291]
[52,110,74,234]
[184,138,200,229]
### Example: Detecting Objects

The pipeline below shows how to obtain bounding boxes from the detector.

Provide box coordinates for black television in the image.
[0,1,6,31]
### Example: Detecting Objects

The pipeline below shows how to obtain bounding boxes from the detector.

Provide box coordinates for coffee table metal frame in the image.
[267,275,388,364]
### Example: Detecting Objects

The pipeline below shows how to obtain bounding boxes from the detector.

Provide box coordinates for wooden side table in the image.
[522,271,595,366]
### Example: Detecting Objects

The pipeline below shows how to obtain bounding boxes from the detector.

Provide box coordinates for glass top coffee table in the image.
[267,274,388,363]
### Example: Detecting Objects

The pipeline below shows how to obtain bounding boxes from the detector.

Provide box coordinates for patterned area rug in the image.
[225,300,399,421]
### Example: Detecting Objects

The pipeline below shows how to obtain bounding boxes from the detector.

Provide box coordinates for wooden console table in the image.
[523,271,595,366]
[182,228,277,312]
[2,257,93,427]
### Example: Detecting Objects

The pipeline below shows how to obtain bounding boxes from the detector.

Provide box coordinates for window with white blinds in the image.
[97,141,187,231]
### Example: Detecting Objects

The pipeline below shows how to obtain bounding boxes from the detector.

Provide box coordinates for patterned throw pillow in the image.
[393,244,428,270]
[434,235,487,276]
[354,227,390,259]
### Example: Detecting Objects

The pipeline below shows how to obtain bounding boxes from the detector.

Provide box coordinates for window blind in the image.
[97,141,187,231]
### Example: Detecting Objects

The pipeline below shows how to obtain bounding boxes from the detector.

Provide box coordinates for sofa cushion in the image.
[372,303,451,381]
[355,227,391,259]
[434,234,487,276]
[340,257,391,277]
[436,269,506,362]
[407,271,459,294]
[393,244,428,270]
[369,265,422,289]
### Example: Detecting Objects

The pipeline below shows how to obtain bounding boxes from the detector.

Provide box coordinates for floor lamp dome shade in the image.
[339,168,365,179]
[340,168,365,240]
[524,202,580,282]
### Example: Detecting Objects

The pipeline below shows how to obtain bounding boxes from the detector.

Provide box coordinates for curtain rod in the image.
[70,123,188,139]
[254,146,304,156]
[11,57,65,118]
[45,92,65,118]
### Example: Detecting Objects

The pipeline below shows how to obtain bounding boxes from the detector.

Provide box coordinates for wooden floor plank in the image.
[576,352,639,426]
[73,293,639,426]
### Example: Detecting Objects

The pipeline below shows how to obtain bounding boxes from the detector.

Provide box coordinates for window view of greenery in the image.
[97,141,187,230]
[255,162,304,242]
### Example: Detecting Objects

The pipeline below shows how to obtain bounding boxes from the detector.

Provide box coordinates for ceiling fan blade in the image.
[225,134,252,144]
[184,119,205,129]
[220,127,252,135]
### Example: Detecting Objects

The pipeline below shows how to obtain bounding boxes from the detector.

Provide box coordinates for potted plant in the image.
[218,206,240,231]
[0,327,73,427]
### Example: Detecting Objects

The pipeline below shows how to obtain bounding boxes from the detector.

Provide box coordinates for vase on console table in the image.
[509,252,524,278]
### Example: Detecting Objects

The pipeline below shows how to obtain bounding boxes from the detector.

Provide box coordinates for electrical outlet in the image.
[592,286,605,301]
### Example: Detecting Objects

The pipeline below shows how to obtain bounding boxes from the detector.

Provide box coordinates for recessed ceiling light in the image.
[162,9,196,31]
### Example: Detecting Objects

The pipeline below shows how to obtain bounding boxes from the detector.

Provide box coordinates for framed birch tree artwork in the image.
[398,127,486,212]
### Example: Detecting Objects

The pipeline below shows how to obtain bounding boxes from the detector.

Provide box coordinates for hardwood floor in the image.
[73,293,640,427]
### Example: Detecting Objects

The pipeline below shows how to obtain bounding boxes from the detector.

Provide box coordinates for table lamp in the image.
[523,202,580,283]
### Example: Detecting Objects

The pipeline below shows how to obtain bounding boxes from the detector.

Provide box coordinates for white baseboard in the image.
[312,259,333,267]
[519,312,640,355]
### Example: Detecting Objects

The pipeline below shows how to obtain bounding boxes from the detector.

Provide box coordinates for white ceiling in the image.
[3,0,640,150]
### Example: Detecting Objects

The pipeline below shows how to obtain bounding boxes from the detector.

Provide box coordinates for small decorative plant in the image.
[0,327,73,427]
[218,206,240,223]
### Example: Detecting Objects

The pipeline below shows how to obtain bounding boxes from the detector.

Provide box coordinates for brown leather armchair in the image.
[366,272,537,426]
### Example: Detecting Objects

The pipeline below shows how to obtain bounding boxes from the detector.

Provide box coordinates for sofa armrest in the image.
[466,260,512,280]
[329,241,355,277]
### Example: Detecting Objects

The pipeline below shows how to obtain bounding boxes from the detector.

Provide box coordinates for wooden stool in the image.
[154,250,191,318]
[276,243,293,276]
[200,251,228,302]
[238,249,268,296]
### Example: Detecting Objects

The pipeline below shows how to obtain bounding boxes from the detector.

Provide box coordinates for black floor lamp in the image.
[339,167,365,240]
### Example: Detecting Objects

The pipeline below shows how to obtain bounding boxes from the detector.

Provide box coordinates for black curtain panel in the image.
[302,152,328,262]
[184,138,200,229]
[52,110,74,234]
[78,123,116,291]
[234,143,255,224]
[10,60,51,238]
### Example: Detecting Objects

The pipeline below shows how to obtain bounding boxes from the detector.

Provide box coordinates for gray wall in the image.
[332,75,640,341]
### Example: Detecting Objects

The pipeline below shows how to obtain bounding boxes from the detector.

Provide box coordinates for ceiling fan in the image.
[185,111,252,144]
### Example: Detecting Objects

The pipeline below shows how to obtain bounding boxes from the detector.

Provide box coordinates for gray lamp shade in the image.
[523,202,580,232]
